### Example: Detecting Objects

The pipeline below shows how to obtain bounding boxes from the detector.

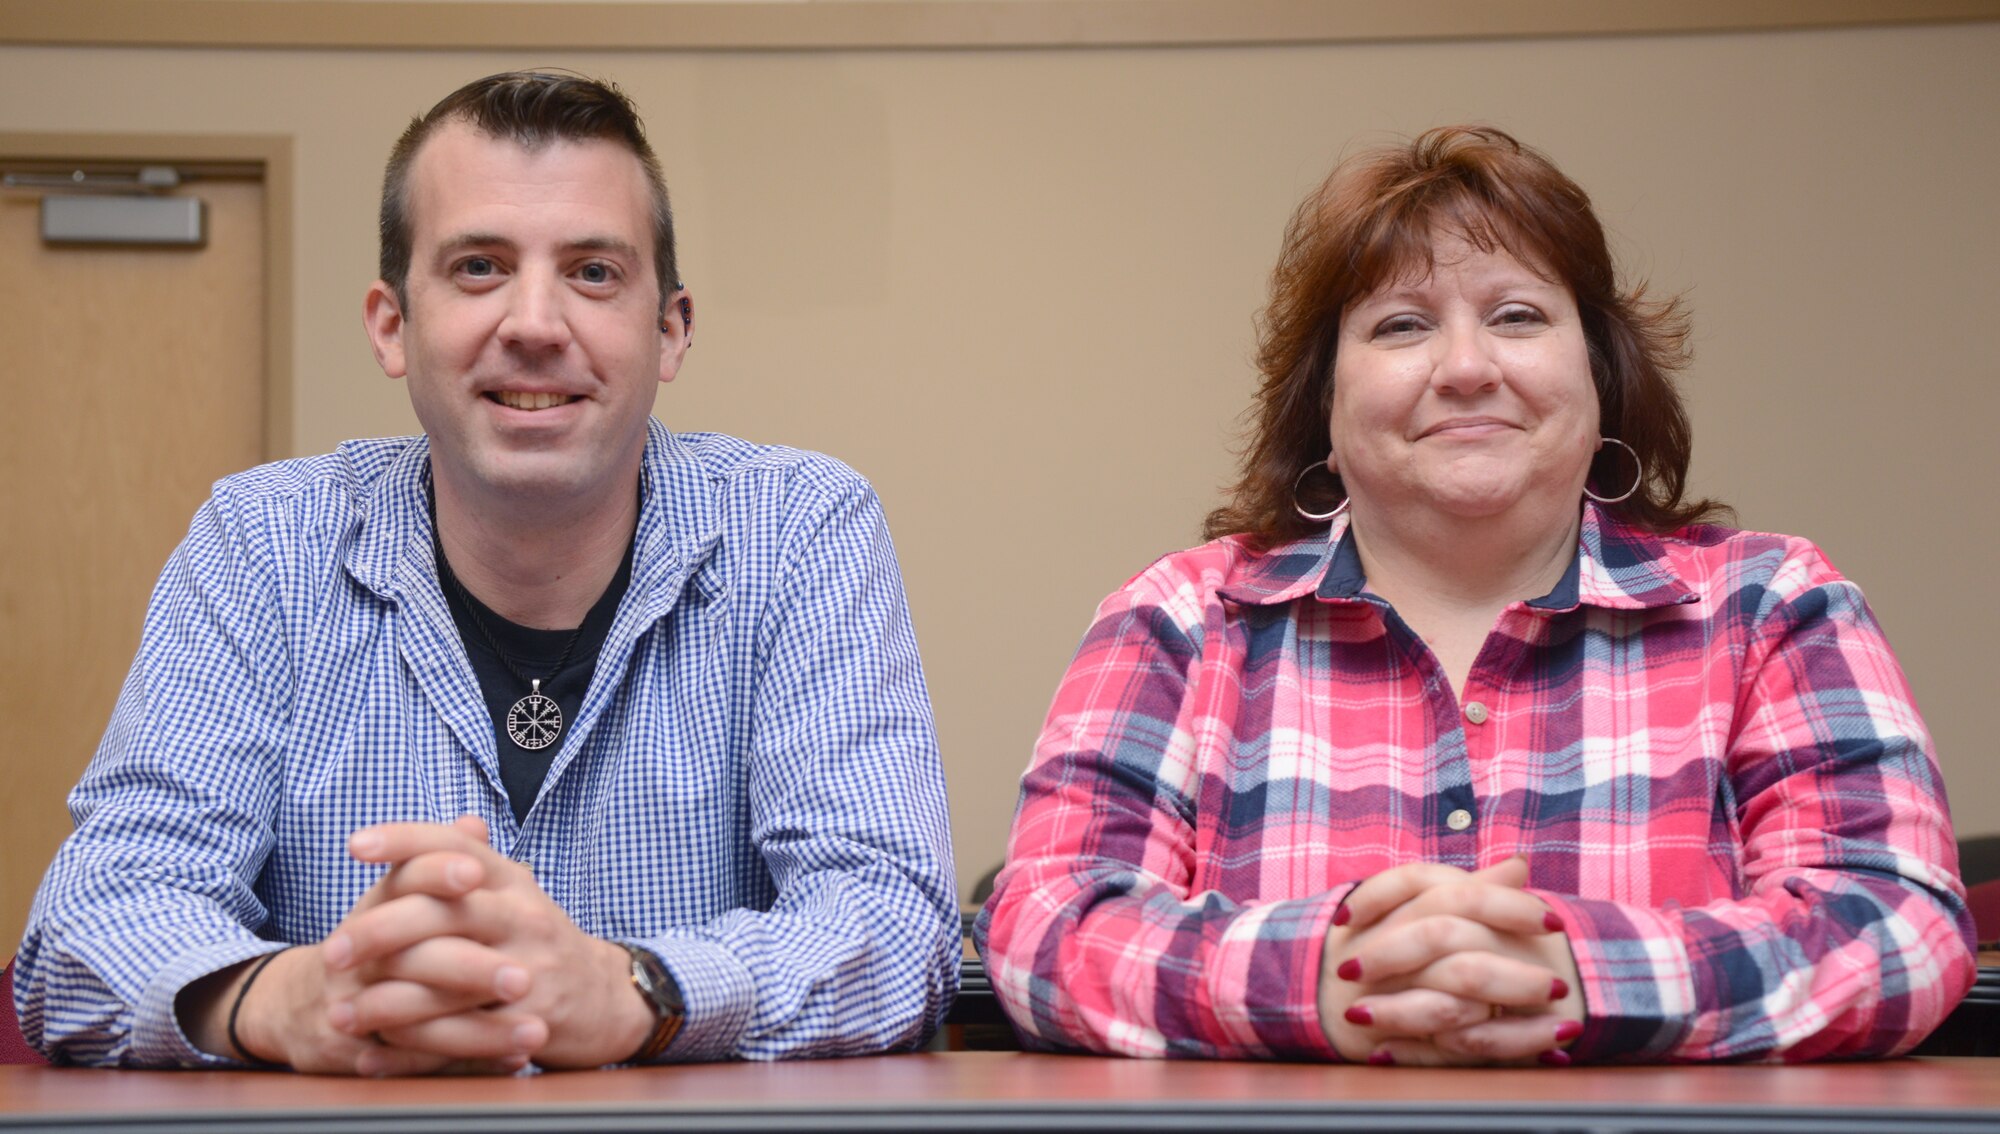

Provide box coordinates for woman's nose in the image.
[1430,323,1503,395]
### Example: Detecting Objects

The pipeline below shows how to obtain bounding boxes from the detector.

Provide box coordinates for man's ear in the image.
[658,286,692,385]
[364,280,408,380]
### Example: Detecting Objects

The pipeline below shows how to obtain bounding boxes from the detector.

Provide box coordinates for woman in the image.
[975,126,1973,1065]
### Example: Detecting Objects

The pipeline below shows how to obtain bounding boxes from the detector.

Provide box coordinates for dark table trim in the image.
[5,1055,2000,1134]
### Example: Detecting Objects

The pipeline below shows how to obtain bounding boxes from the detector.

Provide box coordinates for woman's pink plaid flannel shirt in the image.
[977,506,1973,1062]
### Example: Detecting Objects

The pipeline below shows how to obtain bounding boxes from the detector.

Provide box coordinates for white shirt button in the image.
[1446,808,1473,832]
[1464,701,1489,725]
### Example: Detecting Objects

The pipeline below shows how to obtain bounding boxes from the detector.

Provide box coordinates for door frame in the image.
[0,132,294,459]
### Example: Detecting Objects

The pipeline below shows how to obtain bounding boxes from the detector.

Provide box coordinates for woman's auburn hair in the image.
[1204,125,1729,546]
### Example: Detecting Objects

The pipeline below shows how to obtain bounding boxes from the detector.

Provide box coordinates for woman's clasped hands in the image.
[1318,856,1584,1067]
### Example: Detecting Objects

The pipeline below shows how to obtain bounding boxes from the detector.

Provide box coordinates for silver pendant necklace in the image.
[432,511,587,752]
[504,679,566,751]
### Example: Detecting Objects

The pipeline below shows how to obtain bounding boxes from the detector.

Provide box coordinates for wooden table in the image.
[2,1052,1997,1133]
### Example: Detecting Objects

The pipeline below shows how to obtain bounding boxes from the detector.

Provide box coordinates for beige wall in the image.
[2,20,1996,896]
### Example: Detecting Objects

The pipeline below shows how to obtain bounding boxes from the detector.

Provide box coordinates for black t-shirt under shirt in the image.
[438,537,636,824]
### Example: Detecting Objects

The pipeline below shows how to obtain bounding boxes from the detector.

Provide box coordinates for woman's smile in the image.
[1416,416,1519,441]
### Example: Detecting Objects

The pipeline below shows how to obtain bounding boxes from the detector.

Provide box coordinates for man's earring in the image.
[664,291,693,344]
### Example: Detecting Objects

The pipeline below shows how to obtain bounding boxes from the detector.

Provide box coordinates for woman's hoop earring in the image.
[1292,463,1349,523]
[1583,437,1643,505]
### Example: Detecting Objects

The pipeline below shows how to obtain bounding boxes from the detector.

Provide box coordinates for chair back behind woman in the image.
[0,960,47,1064]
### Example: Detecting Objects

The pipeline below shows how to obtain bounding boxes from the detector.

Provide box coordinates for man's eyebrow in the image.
[437,231,515,252]
[566,236,643,261]
[433,233,640,261]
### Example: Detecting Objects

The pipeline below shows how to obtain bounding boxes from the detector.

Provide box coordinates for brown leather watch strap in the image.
[622,944,685,1063]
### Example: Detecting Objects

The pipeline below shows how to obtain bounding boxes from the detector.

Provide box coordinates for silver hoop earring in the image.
[1583,437,1643,504]
[1292,462,1349,523]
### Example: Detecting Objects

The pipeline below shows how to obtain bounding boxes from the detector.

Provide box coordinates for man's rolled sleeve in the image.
[626,937,756,1063]
[134,943,289,1068]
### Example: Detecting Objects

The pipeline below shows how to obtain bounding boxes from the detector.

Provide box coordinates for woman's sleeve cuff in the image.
[1216,886,1352,1060]
[1536,893,1695,1062]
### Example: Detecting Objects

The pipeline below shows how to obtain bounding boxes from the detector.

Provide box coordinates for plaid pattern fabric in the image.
[975,506,1972,1062]
[17,418,958,1067]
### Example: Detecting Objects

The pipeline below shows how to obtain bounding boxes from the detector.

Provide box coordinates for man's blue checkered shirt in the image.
[16,417,960,1066]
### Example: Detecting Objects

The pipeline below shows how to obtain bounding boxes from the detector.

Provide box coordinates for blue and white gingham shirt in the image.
[16,418,960,1067]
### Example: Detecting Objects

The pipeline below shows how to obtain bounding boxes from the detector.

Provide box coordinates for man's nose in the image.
[497,269,572,353]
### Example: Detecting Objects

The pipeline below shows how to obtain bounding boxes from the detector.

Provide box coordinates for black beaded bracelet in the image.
[226,949,288,1069]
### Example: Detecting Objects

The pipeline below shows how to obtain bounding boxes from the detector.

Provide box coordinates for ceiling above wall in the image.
[1,0,1997,52]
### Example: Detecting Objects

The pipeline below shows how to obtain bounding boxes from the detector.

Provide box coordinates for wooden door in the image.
[0,171,266,952]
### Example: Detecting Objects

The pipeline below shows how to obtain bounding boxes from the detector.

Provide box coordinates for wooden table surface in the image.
[2,1052,1997,1133]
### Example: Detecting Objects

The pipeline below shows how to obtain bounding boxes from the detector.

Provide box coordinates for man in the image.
[16,71,958,1073]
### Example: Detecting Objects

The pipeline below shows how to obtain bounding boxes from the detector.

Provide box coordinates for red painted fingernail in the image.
[1333,904,1351,927]
[1538,1048,1572,1067]
[1337,958,1363,981]
[1555,1020,1584,1043]
[1367,1049,1396,1066]
[1550,978,1569,1002]
[1344,1004,1372,1026]
[1543,910,1565,933]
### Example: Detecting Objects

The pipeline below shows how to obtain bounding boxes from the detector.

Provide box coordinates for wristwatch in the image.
[621,944,685,1063]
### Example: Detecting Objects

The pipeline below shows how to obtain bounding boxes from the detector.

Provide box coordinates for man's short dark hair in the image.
[379,70,679,313]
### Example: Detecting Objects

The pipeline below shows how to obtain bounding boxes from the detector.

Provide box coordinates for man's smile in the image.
[488,390,580,411]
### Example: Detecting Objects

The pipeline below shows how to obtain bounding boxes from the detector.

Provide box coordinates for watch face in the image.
[628,946,683,1015]
[622,945,686,1063]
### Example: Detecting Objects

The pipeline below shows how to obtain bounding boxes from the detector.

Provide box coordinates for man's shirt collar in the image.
[342,417,724,608]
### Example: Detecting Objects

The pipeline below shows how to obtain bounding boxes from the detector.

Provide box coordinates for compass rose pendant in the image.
[506,679,563,751]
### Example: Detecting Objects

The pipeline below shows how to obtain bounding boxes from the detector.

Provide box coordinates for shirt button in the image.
[1464,701,1489,725]
[1446,809,1473,832]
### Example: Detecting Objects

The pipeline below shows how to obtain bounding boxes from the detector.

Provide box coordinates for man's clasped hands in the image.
[185,816,653,1076]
